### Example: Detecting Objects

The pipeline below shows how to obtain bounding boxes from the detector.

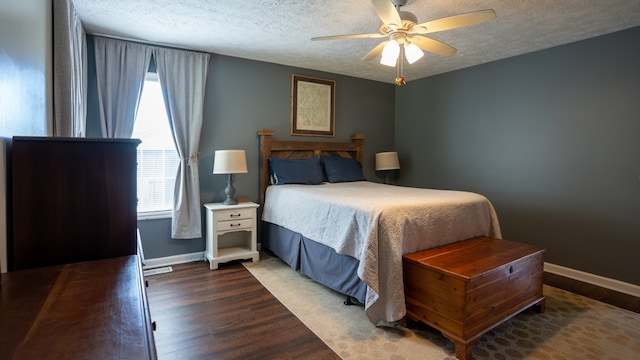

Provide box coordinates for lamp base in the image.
[223,174,238,205]
[223,197,238,205]
[384,171,390,184]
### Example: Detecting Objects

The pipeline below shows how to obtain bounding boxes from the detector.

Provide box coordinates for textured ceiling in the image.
[73,0,640,84]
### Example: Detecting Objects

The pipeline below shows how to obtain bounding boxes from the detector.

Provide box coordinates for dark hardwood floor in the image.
[146,256,639,359]
[146,260,340,360]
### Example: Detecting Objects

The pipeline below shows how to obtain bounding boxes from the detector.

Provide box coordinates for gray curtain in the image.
[153,47,210,239]
[52,0,87,137]
[93,37,152,138]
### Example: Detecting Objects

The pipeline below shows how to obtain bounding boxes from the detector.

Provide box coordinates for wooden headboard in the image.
[257,129,365,205]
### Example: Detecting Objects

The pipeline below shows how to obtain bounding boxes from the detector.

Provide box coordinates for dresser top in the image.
[13,136,141,145]
[0,255,155,359]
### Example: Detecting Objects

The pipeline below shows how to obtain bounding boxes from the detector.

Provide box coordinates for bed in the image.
[257,129,501,325]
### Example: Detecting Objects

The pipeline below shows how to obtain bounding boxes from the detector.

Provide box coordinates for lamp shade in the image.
[404,43,424,64]
[380,40,399,67]
[213,150,248,174]
[375,152,400,171]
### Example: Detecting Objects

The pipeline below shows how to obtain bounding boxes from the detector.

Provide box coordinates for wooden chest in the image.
[403,236,545,360]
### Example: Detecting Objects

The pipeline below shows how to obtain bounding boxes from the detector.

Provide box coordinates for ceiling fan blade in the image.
[311,33,386,41]
[413,9,496,34]
[408,35,457,56]
[371,0,402,27]
[361,41,388,62]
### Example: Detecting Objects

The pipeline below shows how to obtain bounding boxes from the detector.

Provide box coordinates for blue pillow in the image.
[321,156,366,183]
[268,156,324,185]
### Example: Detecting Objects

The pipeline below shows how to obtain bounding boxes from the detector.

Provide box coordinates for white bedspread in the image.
[262,181,501,325]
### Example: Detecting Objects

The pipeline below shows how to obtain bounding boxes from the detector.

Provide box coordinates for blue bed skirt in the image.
[262,221,367,304]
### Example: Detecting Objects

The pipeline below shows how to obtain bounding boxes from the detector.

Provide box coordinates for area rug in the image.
[244,255,640,360]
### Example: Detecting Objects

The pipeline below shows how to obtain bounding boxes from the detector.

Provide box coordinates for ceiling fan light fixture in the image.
[310,0,496,84]
[380,40,399,67]
[404,42,424,64]
[380,54,397,67]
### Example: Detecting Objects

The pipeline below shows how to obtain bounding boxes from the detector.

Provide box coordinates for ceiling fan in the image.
[311,0,496,85]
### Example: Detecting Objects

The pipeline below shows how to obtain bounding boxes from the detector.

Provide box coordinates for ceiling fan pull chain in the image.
[396,46,406,86]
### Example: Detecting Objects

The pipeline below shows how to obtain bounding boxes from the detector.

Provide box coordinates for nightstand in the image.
[204,202,260,270]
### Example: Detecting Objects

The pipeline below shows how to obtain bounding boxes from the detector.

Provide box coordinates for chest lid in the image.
[403,236,546,281]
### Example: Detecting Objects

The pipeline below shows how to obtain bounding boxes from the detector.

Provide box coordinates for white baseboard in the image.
[545,262,640,298]
[143,252,205,270]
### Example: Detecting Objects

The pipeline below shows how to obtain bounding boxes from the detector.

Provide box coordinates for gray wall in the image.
[396,26,640,286]
[0,0,52,273]
[85,42,395,258]
[0,0,51,137]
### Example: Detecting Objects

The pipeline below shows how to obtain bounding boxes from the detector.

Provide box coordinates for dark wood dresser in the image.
[10,137,140,271]
[0,255,156,359]
[403,236,546,360]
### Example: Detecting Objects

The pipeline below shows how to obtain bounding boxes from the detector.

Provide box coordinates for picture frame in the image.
[291,74,335,137]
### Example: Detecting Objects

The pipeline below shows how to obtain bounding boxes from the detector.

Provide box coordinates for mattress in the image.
[262,181,501,324]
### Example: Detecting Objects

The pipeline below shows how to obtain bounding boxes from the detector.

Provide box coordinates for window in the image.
[133,73,179,218]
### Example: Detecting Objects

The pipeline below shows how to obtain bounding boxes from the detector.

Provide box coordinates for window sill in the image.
[138,210,172,221]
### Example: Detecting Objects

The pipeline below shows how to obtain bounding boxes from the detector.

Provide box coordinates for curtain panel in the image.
[52,0,87,137]
[92,36,209,239]
[93,37,152,138]
[154,47,210,239]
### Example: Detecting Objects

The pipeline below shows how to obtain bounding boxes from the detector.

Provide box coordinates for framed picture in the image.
[291,74,335,137]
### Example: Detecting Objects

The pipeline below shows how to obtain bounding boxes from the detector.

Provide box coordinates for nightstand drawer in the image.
[215,208,254,221]
[216,218,253,231]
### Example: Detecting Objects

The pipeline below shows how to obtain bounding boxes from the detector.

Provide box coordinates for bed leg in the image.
[344,296,364,306]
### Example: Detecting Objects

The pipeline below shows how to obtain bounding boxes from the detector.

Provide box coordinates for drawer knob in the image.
[509,266,514,274]
[152,321,157,331]
[230,213,241,218]
[230,223,242,227]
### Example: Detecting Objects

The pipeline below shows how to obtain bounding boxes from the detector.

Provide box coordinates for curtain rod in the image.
[89,33,211,55]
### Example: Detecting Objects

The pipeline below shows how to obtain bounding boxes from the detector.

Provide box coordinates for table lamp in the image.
[213,150,248,205]
[375,151,400,184]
